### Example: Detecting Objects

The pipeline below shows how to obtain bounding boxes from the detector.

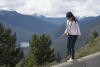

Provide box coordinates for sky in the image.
[0,0,100,17]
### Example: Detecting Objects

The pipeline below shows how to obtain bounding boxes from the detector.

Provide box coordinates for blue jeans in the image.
[67,35,78,59]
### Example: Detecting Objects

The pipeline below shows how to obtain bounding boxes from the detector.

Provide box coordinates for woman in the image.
[61,12,81,62]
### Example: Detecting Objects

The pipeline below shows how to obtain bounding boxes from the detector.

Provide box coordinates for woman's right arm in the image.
[64,20,69,34]
[61,21,68,38]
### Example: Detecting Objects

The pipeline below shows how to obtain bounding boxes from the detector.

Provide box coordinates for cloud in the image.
[16,0,66,17]
[0,0,26,10]
[0,0,100,17]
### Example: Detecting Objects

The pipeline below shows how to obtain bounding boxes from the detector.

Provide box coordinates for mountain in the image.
[32,13,67,25]
[0,10,58,42]
[2,21,34,42]
[43,17,66,25]
[0,10,57,33]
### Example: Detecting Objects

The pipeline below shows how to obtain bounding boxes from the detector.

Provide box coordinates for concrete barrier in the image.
[51,52,100,67]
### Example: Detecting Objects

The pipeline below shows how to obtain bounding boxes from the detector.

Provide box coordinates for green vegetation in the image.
[75,30,100,59]
[0,22,24,67]
[0,21,57,67]
[22,33,56,67]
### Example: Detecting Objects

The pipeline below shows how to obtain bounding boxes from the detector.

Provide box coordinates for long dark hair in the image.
[66,12,78,23]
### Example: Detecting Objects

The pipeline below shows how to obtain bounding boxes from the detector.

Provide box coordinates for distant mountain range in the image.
[0,10,64,42]
[32,13,67,25]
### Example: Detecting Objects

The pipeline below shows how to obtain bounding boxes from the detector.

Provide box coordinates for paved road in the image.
[51,52,100,67]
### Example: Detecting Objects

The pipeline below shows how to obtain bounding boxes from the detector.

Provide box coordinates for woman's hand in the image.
[77,35,81,40]
[61,33,65,38]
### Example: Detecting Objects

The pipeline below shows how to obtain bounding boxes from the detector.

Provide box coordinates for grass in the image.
[75,37,100,59]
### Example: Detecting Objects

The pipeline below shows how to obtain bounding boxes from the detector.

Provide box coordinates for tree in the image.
[0,22,24,67]
[92,30,98,39]
[22,33,56,67]
[85,30,98,44]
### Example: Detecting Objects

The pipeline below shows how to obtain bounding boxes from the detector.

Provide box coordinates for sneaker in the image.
[67,58,74,63]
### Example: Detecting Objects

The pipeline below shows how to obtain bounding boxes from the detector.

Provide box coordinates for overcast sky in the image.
[0,0,100,17]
